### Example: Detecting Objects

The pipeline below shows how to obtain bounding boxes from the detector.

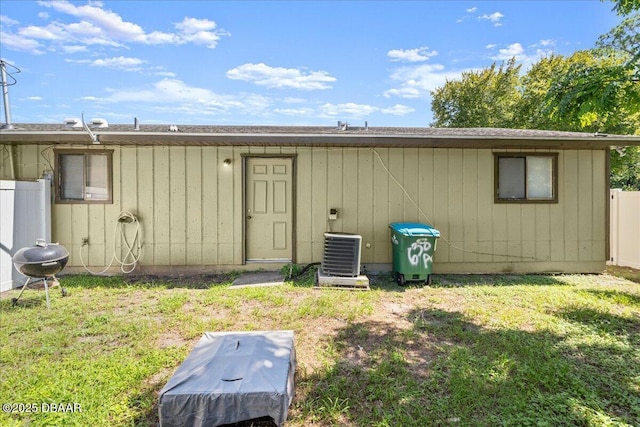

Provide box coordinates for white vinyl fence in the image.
[0,180,51,292]
[610,189,640,269]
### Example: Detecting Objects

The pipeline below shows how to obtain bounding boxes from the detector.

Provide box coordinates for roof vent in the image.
[169,125,179,132]
[337,121,349,131]
[90,118,109,128]
[64,118,83,128]
[134,117,140,131]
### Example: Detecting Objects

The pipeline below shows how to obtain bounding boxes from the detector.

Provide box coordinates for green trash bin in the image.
[389,222,440,286]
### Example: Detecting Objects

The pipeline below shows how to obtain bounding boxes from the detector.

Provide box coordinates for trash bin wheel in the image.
[425,275,432,286]
[396,272,406,286]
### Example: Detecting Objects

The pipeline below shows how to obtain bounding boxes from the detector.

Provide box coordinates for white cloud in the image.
[155,71,177,78]
[479,12,504,27]
[173,17,228,48]
[3,0,229,54]
[485,43,497,49]
[0,30,44,53]
[94,78,273,118]
[19,24,65,41]
[40,0,148,42]
[282,97,307,104]
[91,56,146,71]
[26,96,43,101]
[496,42,525,58]
[384,64,465,99]
[274,107,316,116]
[457,6,479,23]
[176,17,218,33]
[387,47,438,63]
[533,39,556,48]
[226,63,336,90]
[61,44,88,53]
[0,15,19,25]
[491,42,555,68]
[380,104,415,115]
[318,102,378,118]
[66,56,145,71]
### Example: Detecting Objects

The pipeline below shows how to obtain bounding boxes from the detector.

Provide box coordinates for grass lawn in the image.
[1,268,639,426]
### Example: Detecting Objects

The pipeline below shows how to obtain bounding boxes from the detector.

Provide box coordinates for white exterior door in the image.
[245,157,293,262]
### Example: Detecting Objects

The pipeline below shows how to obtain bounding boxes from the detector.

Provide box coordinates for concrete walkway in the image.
[230,271,285,288]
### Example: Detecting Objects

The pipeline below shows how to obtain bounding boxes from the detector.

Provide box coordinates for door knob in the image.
[247,215,252,219]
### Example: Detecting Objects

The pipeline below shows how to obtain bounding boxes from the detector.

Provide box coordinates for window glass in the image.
[60,154,84,200]
[495,153,557,203]
[56,150,112,203]
[498,157,525,199]
[86,154,109,200]
[527,156,553,199]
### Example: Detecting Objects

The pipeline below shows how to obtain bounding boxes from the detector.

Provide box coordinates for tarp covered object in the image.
[158,330,296,427]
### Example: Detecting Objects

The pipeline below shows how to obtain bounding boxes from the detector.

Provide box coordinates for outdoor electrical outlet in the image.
[82,237,89,246]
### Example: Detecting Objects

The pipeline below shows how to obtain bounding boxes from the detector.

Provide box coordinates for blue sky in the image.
[0,1,624,127]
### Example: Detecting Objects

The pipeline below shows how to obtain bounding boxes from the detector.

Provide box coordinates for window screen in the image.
[498,157,526,199]
[86,154,109,200]
[60,154,84,200]
[495,153,557,203]
[56,150,112,204]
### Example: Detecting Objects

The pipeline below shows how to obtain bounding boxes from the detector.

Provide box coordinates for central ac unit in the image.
[322,233,362,277]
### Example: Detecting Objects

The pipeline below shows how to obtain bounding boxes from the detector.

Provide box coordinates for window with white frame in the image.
[494,153,558,203]
[55,150,113,203]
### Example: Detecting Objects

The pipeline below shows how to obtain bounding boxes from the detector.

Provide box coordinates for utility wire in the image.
[370,148,538,261]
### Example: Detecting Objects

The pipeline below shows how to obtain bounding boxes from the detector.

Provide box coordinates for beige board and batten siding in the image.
[0,144,607,273]
[298,147,606,273]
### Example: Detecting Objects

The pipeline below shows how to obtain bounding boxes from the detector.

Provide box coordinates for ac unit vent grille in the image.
[322,233,361,277]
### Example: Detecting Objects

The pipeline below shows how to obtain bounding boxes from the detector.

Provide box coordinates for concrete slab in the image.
[230,271,285,289]
[316,269,370,290]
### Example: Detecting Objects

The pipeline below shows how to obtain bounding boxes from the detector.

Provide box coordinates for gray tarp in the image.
[158,330,296,427]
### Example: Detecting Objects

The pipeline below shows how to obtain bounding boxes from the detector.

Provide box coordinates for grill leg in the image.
[43,278,51,309]
[11,277,32,306]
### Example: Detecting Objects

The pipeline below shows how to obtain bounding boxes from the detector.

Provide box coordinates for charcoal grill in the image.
[12,239,69,308]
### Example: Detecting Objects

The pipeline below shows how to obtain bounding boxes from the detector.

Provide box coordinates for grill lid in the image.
[12,240,69,265]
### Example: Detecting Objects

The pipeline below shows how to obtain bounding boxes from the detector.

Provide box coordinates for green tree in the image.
[605,0,640,15]
[611,146,640,189]
[542,49,639,134]
[430,19,640,188]
[430,59,521,128]
[515,54,572,130]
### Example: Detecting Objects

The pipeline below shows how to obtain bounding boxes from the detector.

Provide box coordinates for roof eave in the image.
[1,131,638,149]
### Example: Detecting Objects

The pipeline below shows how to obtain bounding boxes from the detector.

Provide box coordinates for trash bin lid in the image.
[389,222,440,237]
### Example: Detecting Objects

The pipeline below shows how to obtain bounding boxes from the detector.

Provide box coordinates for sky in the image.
[0,0,625,127]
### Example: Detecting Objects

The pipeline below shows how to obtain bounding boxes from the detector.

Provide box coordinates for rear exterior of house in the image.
[2,125,638,277]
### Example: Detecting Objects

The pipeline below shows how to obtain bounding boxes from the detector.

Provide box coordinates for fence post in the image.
[609,189,621,265]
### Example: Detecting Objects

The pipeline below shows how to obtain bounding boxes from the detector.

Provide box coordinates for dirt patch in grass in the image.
[607,265,640,284]
[156,329,190,349]
[125,273,235,288]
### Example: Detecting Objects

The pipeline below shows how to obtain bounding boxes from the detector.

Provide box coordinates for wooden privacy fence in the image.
[610,189,640,269]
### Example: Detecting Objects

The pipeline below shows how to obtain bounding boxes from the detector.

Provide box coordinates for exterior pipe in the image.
[1,60,14,130]
[8,145,16,179]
